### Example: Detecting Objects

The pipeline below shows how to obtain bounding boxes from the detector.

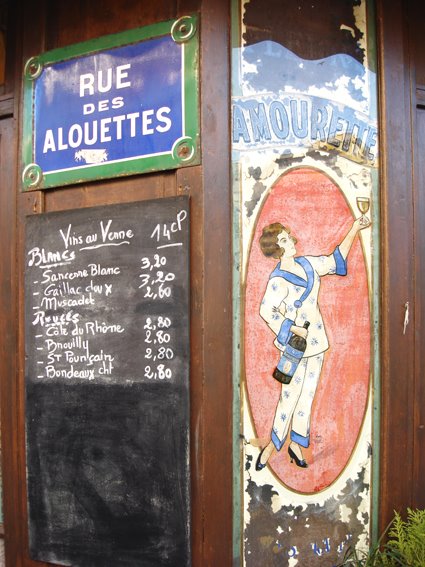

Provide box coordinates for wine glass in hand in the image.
[356,197,370,225]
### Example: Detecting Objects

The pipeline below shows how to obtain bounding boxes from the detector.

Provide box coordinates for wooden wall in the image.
[1,0,425,565]
[0,1,232,566]
[377,0,425,531]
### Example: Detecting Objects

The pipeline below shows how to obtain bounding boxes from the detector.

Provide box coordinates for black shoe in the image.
[255,448,267,471]
[288,446,308,468]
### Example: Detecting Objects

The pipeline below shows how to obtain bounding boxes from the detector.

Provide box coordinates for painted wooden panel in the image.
[233,0,378,564]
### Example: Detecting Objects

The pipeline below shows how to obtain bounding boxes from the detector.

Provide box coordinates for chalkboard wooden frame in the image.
[24,196,191,566]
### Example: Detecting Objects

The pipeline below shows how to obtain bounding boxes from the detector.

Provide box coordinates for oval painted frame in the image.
[244,167,371,493]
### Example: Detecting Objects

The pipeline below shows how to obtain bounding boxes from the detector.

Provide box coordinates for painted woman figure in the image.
[255,215,370,471]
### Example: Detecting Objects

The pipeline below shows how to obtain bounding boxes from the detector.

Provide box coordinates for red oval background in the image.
[244,168,370,493]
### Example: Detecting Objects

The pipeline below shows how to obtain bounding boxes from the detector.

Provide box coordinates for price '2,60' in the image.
[143,283,171,299]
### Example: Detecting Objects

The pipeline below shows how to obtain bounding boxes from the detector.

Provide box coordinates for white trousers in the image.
[271,353,324,450]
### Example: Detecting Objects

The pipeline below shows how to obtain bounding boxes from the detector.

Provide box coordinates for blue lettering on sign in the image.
[232,94,378,166]
[34,36,183,173]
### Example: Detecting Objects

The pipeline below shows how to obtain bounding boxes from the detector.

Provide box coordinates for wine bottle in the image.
[272,321,310,384]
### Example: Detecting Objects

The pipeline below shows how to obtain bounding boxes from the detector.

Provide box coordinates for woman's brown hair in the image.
[259,223,296,259]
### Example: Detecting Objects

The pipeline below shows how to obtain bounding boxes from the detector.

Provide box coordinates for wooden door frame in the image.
[376,0,418,532]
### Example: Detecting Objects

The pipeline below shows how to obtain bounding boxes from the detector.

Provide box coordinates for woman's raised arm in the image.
[338,216,371,260]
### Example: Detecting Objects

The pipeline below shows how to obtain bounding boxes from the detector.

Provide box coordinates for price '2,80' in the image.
[145,364,172,380]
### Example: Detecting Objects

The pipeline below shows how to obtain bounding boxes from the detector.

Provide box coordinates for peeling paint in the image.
[245,466,369,566]
[243,166,274,218]
[242,0,365,64]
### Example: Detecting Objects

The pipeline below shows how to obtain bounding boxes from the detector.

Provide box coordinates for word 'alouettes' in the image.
[41,64,173,154]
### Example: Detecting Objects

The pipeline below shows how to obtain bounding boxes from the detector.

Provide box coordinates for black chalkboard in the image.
[24,196,190,567]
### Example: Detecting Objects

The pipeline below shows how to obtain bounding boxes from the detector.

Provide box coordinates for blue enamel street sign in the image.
[22,16,200,190]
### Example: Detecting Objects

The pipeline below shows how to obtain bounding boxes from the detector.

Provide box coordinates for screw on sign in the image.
[178,144,190,159]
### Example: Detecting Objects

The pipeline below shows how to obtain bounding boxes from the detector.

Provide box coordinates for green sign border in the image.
[21,15,200,191]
